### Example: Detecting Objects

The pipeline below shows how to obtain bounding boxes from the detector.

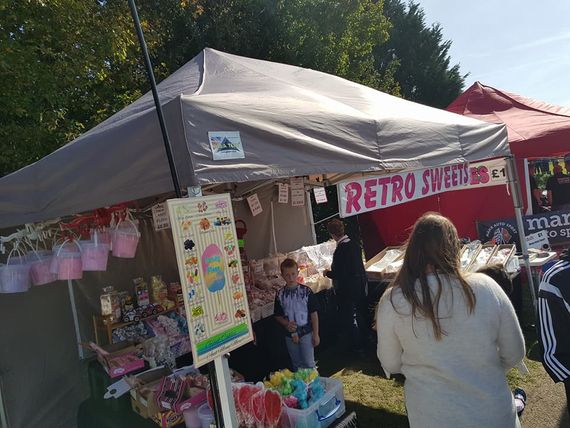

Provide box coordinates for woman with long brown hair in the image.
[376,213,524,428]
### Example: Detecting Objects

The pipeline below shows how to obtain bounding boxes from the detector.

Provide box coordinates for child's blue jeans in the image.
[285,333,315,370]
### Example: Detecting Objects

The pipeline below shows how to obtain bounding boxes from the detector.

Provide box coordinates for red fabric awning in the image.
[360,82,570,253]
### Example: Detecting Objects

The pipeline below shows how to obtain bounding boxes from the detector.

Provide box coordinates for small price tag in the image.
[290,177,305,207]
[247,193,263,216]
[151,203,171,231]
[278,183,289,204]
[313,187,328,204]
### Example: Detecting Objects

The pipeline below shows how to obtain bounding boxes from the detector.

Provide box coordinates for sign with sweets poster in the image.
[167,194,254,367]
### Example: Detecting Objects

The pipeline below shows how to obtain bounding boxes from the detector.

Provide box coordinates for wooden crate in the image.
[487,244,516,267]
[460,243,482,272]
[468,244,497,272]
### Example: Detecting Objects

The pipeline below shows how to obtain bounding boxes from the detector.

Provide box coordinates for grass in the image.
[316,349,545,428]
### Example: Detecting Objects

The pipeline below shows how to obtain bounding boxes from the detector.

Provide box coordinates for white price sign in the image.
[247,193,263,216]
[313,187,328,204]
[151,203,171,231]
[278,183,289,204]
[290,177,305,207]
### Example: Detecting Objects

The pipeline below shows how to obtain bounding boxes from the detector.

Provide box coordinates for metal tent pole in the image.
[127,0,181,197]
[67,279,85,359]
[127,1,228,425]
[506,156,537,313]
[305,191,318,245]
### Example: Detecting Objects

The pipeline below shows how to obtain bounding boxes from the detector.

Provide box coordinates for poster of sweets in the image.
[167,194,254,367]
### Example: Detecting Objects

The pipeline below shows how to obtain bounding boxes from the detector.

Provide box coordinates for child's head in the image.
[326,219,345,240]
[280,258,299,286]
[477,263,513,296]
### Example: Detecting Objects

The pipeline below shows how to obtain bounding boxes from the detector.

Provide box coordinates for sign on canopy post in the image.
[168,193,254,426]
[167,194,254,366]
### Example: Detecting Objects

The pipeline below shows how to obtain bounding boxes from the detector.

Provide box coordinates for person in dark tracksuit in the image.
[324,219,368,352]
[537,249,570,420]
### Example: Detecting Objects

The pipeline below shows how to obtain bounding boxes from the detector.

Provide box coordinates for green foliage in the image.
[0,0,396,177]
[374,0,466,108]
[0,0,465,177]
[0,0,143,175]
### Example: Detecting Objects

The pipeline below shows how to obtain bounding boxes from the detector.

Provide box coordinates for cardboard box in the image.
[151,410,185,428]
[129,366,206,419]
[129,367,171,418]
[91,341,145,378]
[460,243,482,272]
[468,244,496,272]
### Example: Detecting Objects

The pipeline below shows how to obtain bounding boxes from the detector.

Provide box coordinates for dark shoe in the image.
[514,387,526,416]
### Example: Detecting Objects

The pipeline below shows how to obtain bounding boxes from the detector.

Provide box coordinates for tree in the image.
[374,0,466,108]
[0,0,143,176]
[0,0,398,177]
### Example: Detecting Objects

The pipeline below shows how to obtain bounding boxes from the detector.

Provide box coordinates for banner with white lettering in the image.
[477,209,570,249]
[338,163,471,217]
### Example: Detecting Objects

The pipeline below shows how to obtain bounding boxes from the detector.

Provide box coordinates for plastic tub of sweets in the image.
[51,240,83,280]
[27,250,57,286]
[80,240,110,271]
[0,256,31,294]
[281,377,345,428]
[197,403,215,428]
[111,220,140,258]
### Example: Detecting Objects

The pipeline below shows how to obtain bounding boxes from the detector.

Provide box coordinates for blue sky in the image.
[415,0,570,106]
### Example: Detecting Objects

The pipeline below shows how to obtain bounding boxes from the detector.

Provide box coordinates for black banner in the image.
[477,209,570,249]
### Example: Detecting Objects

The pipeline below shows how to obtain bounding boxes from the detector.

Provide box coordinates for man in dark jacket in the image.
[537,248,570,420]
[324,219,368,352]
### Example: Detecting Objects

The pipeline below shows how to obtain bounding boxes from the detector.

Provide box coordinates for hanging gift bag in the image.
[91,227,112,249]
[53,239,83,280]
[81,229,110,271]
[0,245,31,293]
[111,217,140,259]
[49,232,66,275]
[27,247,56,286]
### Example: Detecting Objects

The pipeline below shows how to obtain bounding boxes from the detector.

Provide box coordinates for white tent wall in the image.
[231,184,315,259]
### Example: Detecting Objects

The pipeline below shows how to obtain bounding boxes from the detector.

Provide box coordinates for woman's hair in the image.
[391,213,476,340]
[326,219,345,237]
[477,264,512,296]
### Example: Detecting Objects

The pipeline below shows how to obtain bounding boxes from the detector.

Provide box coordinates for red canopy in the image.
[447,81,570,158]
[360,82,570,257]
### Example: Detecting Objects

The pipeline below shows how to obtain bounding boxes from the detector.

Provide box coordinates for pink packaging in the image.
[106,352,145,378]
[81,241,110,271]
[91,228,112,247]
[58,255,83,280]
[30,257,57,286]
[0,263,31,293]
[112,220,140,258]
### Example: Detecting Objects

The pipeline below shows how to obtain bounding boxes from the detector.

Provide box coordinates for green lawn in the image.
[317,349,544,428]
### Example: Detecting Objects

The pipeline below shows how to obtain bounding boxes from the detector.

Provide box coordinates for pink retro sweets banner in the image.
[338,159,508,217]
[167,194,253,367]
[338,163,470,217]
